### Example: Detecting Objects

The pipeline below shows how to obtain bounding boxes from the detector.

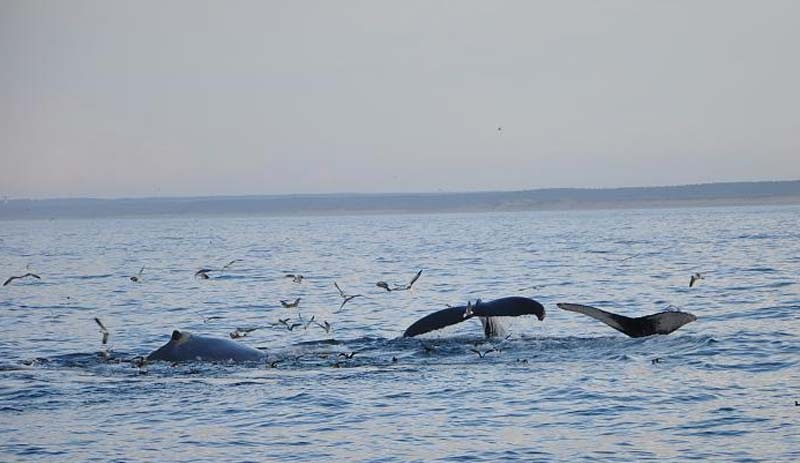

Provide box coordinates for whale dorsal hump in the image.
[171,330,183,341]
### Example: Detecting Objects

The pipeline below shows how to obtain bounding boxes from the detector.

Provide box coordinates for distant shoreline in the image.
[2,180,799,220]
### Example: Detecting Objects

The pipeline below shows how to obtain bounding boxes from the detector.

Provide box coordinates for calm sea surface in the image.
[1,206,798,462]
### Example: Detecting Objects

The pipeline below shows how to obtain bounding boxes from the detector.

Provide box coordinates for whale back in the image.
[147,330,266,362]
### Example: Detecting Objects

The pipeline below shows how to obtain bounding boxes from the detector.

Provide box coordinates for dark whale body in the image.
[147,330,267,362]
[557,303,697,337]
[403,296,546,337]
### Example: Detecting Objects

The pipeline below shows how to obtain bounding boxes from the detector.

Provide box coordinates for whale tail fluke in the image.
[558,303,697,337]
[557,303,634,336]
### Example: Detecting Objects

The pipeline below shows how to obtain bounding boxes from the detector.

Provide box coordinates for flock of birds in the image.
[3,261,429,367]
[4,259,713,368]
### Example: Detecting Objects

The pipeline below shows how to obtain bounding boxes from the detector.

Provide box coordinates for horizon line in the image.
[6,178,800,203]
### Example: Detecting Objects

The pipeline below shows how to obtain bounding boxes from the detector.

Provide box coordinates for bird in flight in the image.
[130,266,145,283]
[3,273,41,286]
[194,268,214,280]
[222,259,242,271]
[314,320,332,334]
[470,347,496,358]
[94,317,110,345]
[376,269,423,292]
[195,259,241,279]
[689,273,704,288]
[278,318,302,331]
[334,281,362,309]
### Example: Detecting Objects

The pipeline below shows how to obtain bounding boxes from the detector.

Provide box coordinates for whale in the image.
[557,303,697,337]
[146,330,267,362]
[403,296,546,338]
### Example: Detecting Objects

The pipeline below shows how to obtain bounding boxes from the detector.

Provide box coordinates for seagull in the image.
[229,327,259,339]
[334,281,362,310]
[278,318,302,331]
[651,357,662,364]
[280,298,301,308]
[3,273,41,286]
[470,347,496,358]
[375,281,392,292]
[463,299,480,318]
[93,317,110,345]
[338,351,357,359]
[222,259,242,271]
[314,320,332,334]
[286,274,304,284]
[376,269,423,292]
[689,273,704,288]
[602,253,641,262]
[269,360,281,368]
[194,268,214,279]
[303,315,316,330]
[194,259,242,280]
[203,315,224,323]
[130,266,144,283]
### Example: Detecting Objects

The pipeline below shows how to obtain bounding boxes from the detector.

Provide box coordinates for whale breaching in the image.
[557,303,697,337]
[403,296,546,338]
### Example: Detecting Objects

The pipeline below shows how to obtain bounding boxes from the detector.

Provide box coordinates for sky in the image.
[1,0,798,199]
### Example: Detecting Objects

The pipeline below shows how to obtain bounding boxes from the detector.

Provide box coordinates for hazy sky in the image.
[1,1,798,198]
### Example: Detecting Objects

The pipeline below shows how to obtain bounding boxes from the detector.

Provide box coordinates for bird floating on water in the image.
[3,273,41,286]
[230,327,259,339]
[280,298,301,308]
[286,274,304,284]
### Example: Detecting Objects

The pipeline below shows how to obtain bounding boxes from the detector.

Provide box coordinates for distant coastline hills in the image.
[2,180,799,219]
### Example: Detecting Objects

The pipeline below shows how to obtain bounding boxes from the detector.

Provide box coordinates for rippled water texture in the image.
[1,206,799,462]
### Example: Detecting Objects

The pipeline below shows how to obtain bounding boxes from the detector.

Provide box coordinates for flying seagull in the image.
[3,273,41,286]
[470,347,496,358]
[376,269,423,292]
[278,318,302,331]
[334,281,362,310]
[689,273,704,288]
[194,268,214,280]
[194,260,241,280]
[222,259,242,271]
[94,317,110,345]
[314,320,332,334]
[130,266,145,282]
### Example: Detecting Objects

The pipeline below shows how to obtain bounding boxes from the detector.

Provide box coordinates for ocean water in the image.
[1,205,798,462]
